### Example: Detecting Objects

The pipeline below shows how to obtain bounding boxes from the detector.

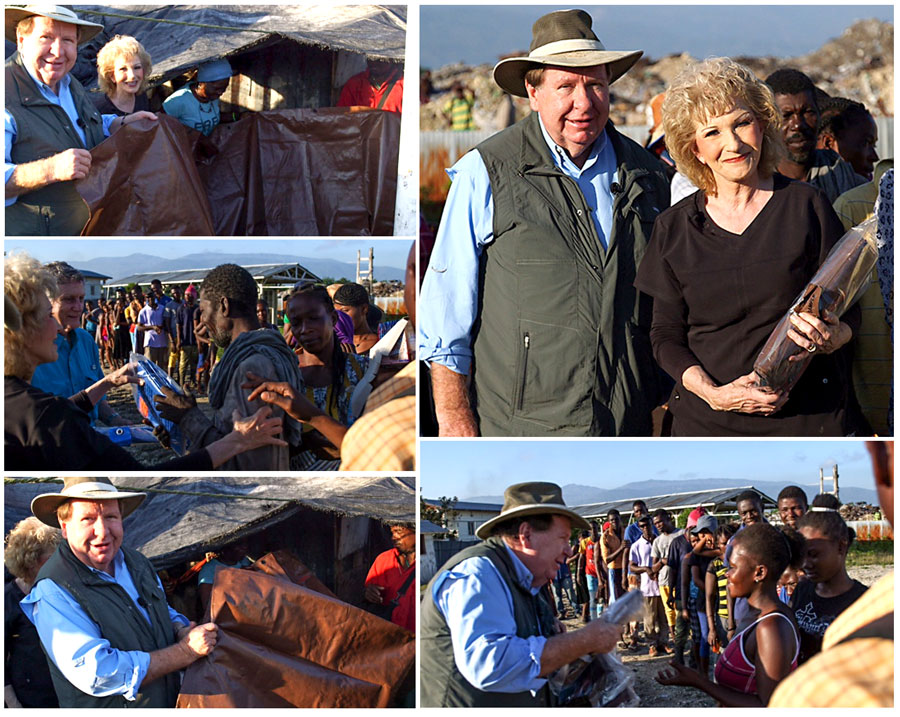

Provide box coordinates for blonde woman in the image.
[5,517,61,707]
[94,34,152,115]
[634,58,859,437]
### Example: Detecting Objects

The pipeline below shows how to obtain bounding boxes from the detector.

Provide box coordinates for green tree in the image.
[421,495,459,540]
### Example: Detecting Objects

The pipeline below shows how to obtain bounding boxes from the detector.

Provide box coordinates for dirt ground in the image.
[557,564,892,707]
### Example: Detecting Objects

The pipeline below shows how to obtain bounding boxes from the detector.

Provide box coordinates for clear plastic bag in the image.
[129,352,189,455]
[753,217,878,392]
[548,590,642,707]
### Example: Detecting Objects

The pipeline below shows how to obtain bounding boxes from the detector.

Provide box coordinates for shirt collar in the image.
[23,60,71,96]
[502,543,542,596]
[537,112,606,175]
[85,548,125,579]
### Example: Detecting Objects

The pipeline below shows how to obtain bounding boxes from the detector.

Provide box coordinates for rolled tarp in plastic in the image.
[77,109,399,236]
[176,566,414,707]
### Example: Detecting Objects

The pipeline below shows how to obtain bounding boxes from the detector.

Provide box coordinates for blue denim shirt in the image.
[31,328,104,423]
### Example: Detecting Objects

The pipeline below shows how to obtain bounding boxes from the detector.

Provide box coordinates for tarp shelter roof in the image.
[105,263,320,288]
[5,476,414,570]
[574,486,777,521]
[77,4,406,86]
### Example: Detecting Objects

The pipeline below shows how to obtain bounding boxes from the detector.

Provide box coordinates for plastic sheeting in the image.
[77,109,400,236]
[176,566,415,708]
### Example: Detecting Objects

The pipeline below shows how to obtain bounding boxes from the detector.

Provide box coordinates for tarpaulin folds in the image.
[177,566,414,708]
[78,109,400,236]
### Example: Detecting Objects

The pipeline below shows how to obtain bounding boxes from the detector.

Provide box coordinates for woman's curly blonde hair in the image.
[96,35,152,96]
[4,516,61,582]
[5,253,57,378]
[662,57,786,196]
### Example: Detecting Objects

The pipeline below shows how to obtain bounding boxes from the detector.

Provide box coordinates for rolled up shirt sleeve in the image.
[20,580,149,701]
[432,556,547,694]
[417,150,495,376]
[101,114,117,137]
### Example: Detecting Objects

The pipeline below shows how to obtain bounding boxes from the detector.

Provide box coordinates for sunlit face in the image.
[198,292,232,348]
[834,114,879,179]
[693,100,765,187]
[17,17,78,91]
[24,293,62,369]
[738,499,763,527]
[799,526,845,584]
[112,53,144,94]
[288,294,335,355]
[778,497,807,529]
[527,64,610,165]
[517,515,574,588]
[639,521,654,542]
[52,280,85,333]
[333,302,368,330]
[776,90,818,165]
[60,500,123,574]
[607,512,621,532]
[256,302,268,325]
[725,541,760,599]
[390,525,416,555]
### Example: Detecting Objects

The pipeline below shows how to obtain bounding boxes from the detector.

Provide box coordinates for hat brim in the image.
[493,49,642,98]
[475,503,590,540]
[32,489,146,529]
[5,8,103,45]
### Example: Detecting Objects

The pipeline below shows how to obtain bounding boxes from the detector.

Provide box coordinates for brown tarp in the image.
[251,549,336,599]
[176,566,414,708]
[77,109,399,236]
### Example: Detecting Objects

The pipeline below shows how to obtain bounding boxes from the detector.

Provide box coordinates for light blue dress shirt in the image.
[31,328,104,423]
[20,549,190,701]
[431,544,549,694]
[5,60,117,206]
[418,115,618,375]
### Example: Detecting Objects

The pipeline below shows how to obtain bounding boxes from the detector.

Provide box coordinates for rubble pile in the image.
[840,502,884,521]
[421,19,893,131]
[371,280,404,297]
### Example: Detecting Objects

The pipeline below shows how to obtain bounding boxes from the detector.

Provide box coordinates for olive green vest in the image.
[420,536,557,707]
[472,112,670,436]
[5,52,105,235]
[35,542,180,708]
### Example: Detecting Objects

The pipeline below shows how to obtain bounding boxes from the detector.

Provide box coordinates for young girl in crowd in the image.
[658,523,804,706]
[791,494,868,664]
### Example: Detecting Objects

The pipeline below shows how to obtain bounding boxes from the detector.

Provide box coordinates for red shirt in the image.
[584,538,598,577]
[365,547,415,632]
[338,69,403,113]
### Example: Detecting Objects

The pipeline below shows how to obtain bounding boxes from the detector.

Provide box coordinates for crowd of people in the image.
[4,5,405,236]
[418,8,893,438]
[421,440,893,708]
[4,246,416,472]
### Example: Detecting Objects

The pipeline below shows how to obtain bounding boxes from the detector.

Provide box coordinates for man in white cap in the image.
[419,9,670,438]
[20,477,218,708]
[420,481,623,707]
[163,58,234,136]
[5,5,157,235]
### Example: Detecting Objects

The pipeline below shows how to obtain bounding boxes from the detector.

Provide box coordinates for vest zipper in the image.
[517,332,530,411]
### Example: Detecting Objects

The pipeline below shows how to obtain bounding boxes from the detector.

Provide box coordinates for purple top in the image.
[334,310,355,345]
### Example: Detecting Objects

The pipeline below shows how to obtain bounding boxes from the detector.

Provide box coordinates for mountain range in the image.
[76,252,405,283]
[466,478,878,508]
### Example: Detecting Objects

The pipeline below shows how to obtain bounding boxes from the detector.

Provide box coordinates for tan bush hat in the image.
[476,481,589,539]
[31,477,146,529]
[6,5,104,45]
[493,9,642,98]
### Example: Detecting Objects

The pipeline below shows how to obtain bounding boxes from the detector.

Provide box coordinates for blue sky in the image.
[420,440,881,498]
[421,5,894,68]
[5,238,412,270]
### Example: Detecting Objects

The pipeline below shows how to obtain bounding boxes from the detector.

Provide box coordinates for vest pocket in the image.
[513,319,593,429]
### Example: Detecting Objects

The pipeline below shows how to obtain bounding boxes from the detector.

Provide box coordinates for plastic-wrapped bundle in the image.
[754,217,878,392]
[129,352,189,455]
[94,424,158,446]
[548,590,642,707]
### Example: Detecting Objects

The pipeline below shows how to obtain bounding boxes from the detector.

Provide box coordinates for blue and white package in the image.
[94,424,159,446]
[130,352,189,455]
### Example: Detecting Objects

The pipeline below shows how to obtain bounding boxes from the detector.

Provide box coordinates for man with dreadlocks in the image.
[155,264,303,470]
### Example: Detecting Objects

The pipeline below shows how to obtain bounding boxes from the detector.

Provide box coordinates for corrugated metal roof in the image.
[420,520,444,533]
[424,499,502,512]
[106,263,319,287]
[574,486,776,520]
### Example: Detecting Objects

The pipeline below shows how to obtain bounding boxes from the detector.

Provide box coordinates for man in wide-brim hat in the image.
[19,477,218,708]
[5,5,157,235]
[420,481,624,707]
[419,8,670,440]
